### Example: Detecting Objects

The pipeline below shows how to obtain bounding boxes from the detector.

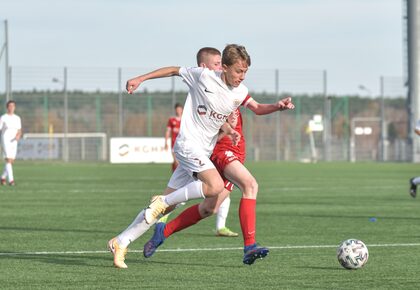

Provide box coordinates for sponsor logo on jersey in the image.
[204,88,214,94]
[197,105,207,115]
[234,99,242,106]
[210,110,229,121]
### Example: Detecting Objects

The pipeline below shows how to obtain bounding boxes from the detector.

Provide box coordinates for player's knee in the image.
[242,178,258,199]
[205,179,224,197]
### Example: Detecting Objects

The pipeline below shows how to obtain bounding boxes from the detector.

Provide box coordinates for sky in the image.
[1,0,405,96]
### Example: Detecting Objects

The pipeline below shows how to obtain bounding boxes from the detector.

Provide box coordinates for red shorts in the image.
[210,150,245,192]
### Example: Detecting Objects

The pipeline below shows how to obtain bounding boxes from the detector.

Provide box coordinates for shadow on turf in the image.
[295,266,342,271]
[0,254,111,268]
[0,254,243,269]
[138,259,243,269]
[0,226,110,234]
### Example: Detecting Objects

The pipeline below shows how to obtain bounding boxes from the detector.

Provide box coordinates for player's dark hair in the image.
[174,103,183,109]
[196,47,221,66]
[222,44,251,67]
[6,100,16,108]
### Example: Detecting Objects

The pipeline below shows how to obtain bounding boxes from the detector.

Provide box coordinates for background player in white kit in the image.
[409,119,420,197]
[0,100,22,186]
[108,44,250,268]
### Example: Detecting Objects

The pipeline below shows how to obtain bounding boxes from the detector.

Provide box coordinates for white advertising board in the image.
[110,137,174,164]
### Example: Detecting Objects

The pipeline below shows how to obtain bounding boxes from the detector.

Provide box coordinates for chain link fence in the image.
[0,66,409,162]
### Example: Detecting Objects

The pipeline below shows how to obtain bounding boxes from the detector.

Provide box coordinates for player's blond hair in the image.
[222,44,251,67]
[196,47,221,66]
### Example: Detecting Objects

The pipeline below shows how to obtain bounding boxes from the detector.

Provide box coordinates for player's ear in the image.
[222,64,228,72]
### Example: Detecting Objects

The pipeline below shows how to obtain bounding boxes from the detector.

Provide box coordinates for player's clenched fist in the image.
[230,129,241,146]
[126,77,143,94]
[278,97,295,111]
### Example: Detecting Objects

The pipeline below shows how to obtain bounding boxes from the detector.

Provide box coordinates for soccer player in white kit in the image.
[160,47,238,237]
[410,119,420,197]
[108,44,251,268]
[0,100,22,186]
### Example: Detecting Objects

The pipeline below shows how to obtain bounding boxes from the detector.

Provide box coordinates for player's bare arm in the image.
[164,128,171,150]
[415,128,420,136]
[220,122,240,146]
[126,66,181,94]
[247,97,295,115]
[15,129,22,141]
[217,111,238,141]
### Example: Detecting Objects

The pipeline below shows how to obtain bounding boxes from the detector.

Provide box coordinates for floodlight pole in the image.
[171,76,176,110]
[4,20,10,102]
[379,76,387,161]
[275,69,280,161]
[322,70,331,161]
[406,0,420,162]
[63,67,69,162]
[118,67,123,136]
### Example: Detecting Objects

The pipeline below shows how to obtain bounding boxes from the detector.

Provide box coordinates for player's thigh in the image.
[167,165,194,190]
[223,160,257,193]
[197,168,224,195]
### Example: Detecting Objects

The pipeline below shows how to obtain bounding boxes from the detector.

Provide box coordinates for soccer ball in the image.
[337,239,369,269]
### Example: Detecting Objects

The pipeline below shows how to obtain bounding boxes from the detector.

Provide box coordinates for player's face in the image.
[204,55,222,71]
[7,103,15,114]
[222,60,248,87]
[175,106,183,117]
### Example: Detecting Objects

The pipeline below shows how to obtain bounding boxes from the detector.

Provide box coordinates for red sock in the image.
[163,204,203,238]
[239,198,256,247]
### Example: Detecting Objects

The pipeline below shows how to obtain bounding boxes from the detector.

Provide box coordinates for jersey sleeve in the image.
[166,118,173,129]
[0,116,3,131]
[241,94,253,107]
[179,67,204,88]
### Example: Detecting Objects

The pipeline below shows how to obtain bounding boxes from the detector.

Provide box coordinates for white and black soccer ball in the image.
[337,239,369,270]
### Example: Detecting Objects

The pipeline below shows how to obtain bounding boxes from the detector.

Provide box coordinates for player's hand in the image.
[278,97,295,111]
[229,129,241,146]
[126,77,143,94]
[164,143,168,151]
[227,111,238,127]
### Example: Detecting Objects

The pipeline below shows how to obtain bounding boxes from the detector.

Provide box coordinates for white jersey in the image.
[0,113,22,141]
[175,67,251,157]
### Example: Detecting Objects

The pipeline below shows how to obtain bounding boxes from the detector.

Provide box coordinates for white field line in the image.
[1,243,420,256]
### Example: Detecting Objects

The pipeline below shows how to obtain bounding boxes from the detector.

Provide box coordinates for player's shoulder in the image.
[232,83,249,100]
[180,66,205,76]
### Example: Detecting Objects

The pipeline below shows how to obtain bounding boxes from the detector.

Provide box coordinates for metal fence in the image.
[0,66,409,162]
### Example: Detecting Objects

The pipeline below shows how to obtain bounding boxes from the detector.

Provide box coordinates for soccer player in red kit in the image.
[164,103,183,172]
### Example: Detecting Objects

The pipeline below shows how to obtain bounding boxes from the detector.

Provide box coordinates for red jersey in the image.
[212,108,245,159]
[167,116,181,148]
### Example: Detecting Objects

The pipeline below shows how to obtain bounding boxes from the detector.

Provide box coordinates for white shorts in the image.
[2,140,17,159]
[167,151,215,189]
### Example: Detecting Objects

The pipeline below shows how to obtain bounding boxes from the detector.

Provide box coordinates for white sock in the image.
[1,164,7,179]
[413,177,420,185]
[117,210,155,248]
[164,181,205,206]
[216,196,231,230]
[6,163,13,182]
